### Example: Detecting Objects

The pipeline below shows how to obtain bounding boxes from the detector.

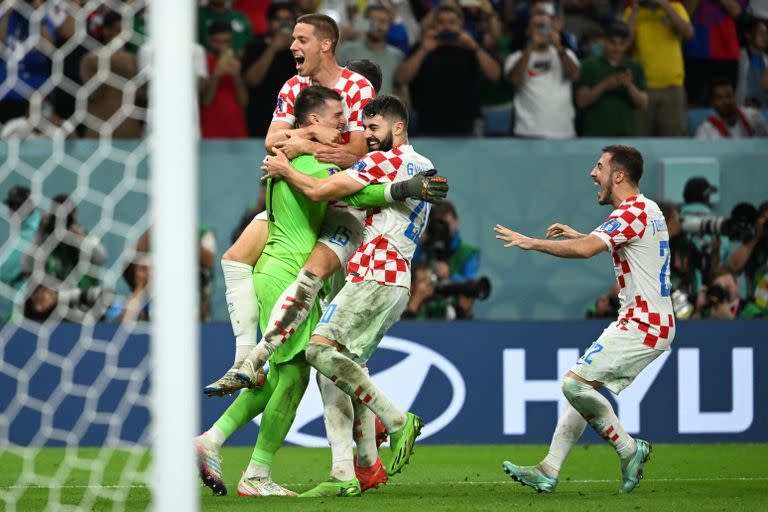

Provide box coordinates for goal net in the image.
[1,1,198,510]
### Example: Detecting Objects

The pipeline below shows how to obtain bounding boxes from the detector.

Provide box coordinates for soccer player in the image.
[194,86,442,497]
[494,145,675,494]
[252,95,438,495]
[208,13,376,395]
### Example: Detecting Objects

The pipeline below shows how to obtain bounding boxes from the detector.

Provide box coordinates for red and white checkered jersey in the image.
[591,194,676,350]
[271,67,375,135]
[344,145,435,289]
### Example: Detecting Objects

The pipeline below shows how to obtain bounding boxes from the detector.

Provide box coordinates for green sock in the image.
[212,366,277,438]
[251,354,311,466]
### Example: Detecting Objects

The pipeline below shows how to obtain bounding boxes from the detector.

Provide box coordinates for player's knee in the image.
[305,342,325,365]
[562,376,588,402]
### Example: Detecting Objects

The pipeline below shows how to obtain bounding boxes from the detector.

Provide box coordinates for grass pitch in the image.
[1,444,766,511]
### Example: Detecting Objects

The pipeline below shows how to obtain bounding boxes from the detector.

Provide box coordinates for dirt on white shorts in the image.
[313,280,409,364]
[570,323,666,394]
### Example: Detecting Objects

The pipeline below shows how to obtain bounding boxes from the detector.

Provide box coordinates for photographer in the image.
[693,268,765,319]
[404,201,488,319]
[728,201,768,315]
[658,200,704,318]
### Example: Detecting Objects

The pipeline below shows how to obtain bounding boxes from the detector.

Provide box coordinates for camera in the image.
[681,202,757,243]
[424,218,452,261]
[436,30,459,43]
[434,276,492,300]
[706,284,727,306]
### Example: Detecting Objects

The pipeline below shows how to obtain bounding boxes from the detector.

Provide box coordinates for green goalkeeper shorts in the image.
[253,271,322,365]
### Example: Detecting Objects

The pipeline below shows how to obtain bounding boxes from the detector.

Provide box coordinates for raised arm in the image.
[494,225,607,259]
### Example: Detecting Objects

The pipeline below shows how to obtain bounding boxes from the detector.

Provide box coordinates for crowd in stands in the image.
[1,0,767,139]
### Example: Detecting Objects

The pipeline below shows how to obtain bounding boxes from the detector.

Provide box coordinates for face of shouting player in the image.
[591,152,622,206]
[363,114,395,152]
[290,23,330,77]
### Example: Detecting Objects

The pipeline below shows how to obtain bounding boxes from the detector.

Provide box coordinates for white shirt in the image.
[591,194,676,351]
[695,107,768,139]
[504,46,579,139]
[345,145,435,288]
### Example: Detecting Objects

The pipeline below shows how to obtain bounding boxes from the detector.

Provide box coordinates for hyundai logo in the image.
[254,335,466,447]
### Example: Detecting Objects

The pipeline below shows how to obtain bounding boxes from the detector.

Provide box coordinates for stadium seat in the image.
[687,108,710,136]
[482,105,513,137]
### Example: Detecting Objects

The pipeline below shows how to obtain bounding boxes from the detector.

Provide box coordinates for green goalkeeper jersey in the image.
[255,154,388,283]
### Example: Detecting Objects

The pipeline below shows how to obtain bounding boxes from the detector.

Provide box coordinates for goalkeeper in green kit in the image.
[194,86,448,497]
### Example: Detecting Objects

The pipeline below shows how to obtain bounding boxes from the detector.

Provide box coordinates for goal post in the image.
[148,0,199,510]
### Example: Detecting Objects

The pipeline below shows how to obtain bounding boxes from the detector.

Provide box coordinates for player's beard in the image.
[599,179,613,205]
[370,132,394,152]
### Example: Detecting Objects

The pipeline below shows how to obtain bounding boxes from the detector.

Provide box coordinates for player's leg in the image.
[352,373,389,492]
[298,373,363,498]
[237,212,358,382]
[306,281,420,476]
[196,369,276,496]
[205,214,268,395]
[564,326,662,493]
[502,403,585,493]
[238,354,311,497]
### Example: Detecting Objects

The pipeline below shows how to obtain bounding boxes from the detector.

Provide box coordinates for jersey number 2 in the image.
[659,241,671,297]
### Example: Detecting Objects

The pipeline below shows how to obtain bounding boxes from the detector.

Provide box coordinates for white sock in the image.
[221,259,258,368]
[318,373,356,481]
[540,403,586,477]
[562,377,637,462]
[244,462,270,479]
[353,368,378,468]
[205,426,225,448]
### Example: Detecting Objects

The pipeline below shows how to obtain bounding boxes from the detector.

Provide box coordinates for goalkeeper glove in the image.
[388,169,449,203]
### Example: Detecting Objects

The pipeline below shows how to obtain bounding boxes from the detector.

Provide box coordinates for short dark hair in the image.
[431,201,457,219]
[434,5,464,22]
[296,13,340,53]
[709,75,733,99]
[268,2,296,21]
[208,20,232,36]
[103,10,122,30]
[602,144,643,185]
[345,59,382,94]
[294,85,342,127]
[5,185,30,212]
[362,95,409,127]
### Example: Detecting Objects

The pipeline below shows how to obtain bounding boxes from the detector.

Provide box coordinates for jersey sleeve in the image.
[344,152,400,185]
[272,79,300,126]
[590,204,648,252]
[341,184,389,208]
[346,81,375,131]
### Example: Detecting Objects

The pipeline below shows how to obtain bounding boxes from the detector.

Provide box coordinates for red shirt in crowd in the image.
[200,53,248,139]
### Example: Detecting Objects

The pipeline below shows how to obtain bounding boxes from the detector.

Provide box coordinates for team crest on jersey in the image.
[276,96,285,113]
[598,218,621,234]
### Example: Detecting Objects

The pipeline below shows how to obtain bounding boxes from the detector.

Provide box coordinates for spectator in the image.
[576,20,647,137]
[79,11,142,138]
[586,283,620,318]
[625,0,693,136]
[683,0,745,107]
[106,252,151,322]
[241,2,297,136]
[695,77,768,137]
[728,201,768,314]
[0,186,40,293]
[296,0,320,17]
[200,21,248,139]
[317,0,359,41]
[20,194,107,290]
[504,5,580,138]
[0,1,55,124]
[337,5,405,97]
[198,0,254,55]
[561,0,608,40]
[23,279,114,323]
[397,5,500,135]
[693,268,764,318]
[408,201,482,319]
[233,0,272,36]
[736,17,768,108]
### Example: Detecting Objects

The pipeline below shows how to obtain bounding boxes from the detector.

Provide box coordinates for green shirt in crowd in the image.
[197,8,254,54]
[577,55,647,137]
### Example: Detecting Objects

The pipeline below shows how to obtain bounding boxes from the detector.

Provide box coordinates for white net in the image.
[0,1,171,510]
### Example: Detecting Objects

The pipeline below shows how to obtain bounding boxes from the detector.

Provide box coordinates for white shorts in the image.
[313,280,409,364]
[317,206,365,269]
[570,323,664,394]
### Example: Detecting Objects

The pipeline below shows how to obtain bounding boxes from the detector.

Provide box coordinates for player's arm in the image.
[265,120,340,154]
[494,225,607,259]
[263,148,364,200]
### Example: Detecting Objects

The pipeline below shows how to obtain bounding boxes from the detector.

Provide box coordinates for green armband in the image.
[342,184,391,207]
